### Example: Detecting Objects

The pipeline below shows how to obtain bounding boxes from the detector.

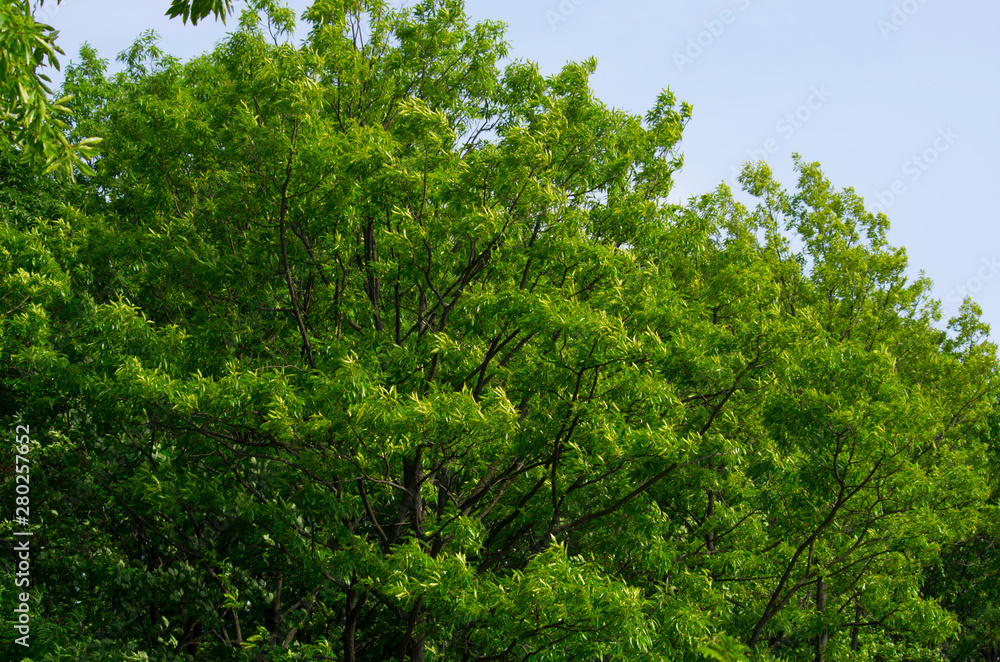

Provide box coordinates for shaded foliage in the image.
[1,1,998,661]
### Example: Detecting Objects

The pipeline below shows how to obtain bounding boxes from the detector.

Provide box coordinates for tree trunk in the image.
[343,586,367,662]
[814,577,828,662]
[851,601,860,652]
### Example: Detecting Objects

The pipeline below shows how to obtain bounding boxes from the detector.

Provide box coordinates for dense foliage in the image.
[0,0,226,177]
[2,1,998,660]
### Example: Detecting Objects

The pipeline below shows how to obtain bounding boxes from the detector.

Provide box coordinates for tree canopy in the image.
[0,0,231,178]
[2,1,998,661]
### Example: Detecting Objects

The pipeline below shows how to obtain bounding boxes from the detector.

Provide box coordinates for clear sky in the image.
[39,0,1000,336]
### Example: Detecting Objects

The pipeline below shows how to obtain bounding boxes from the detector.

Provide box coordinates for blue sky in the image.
[40,0,1000,335]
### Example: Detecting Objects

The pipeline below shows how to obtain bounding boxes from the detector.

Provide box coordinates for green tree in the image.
[922,393,1000,662]
[1,1,997,661]
[0,0,97,177]
[0,0,231,178]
